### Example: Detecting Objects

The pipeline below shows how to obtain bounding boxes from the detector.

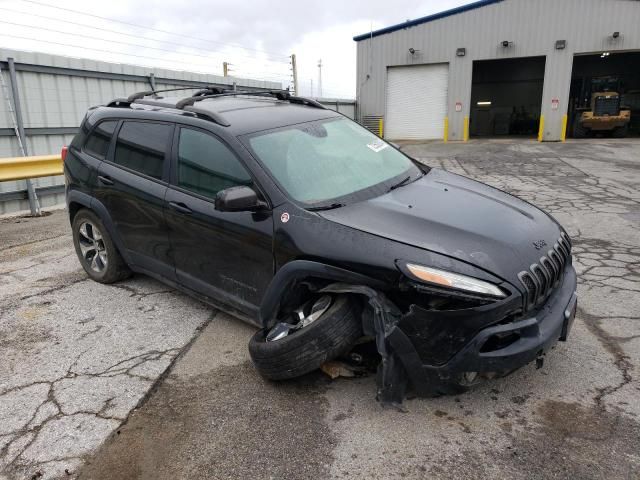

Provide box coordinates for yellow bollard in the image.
[538,115,545,142]
[561,114,568,142]
[443,117,449,143]
[463,116,469,142]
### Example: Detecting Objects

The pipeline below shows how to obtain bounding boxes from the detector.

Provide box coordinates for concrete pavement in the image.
[1,138,639,479]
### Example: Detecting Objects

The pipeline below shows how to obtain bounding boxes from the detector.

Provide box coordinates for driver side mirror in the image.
[215,185,267,212]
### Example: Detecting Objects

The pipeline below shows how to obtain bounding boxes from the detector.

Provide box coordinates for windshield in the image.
[246,118,421,206]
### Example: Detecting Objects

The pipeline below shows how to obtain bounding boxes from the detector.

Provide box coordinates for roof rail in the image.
[104,89,326,128]
[174,90,327,110]
[126,86,224,102]
[105,96,231,126]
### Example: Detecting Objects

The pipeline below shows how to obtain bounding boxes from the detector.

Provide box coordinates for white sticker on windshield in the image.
[366,141,388,153]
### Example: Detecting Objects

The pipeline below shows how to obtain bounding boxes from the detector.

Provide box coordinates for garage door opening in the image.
[469,56,545,138]
[385,63,449,140]
[568,51,640,138]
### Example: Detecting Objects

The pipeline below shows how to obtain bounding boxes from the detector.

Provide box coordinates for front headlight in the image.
[406,263,506,298]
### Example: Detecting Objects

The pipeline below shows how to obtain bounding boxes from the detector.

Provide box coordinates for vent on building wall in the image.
[360,115,385,137]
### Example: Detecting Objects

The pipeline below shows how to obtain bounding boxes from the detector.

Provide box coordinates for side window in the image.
[84,120,118,159]
[177,128,252,199]
[114,121,171,180]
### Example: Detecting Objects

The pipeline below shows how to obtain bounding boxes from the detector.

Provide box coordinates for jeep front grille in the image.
[518,232,572,312]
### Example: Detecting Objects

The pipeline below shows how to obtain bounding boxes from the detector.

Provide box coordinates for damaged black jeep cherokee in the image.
[64,87,577,406]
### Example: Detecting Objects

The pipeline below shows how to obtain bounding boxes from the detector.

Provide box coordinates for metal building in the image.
[354,0,640,141]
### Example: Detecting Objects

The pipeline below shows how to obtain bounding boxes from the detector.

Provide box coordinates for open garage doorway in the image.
[469,56,545,138]
[569,51,640,138]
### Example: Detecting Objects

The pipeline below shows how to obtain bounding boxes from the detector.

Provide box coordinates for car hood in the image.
[319,168,563,284]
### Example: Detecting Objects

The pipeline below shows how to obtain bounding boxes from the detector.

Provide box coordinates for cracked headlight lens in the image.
[406,263,506,298]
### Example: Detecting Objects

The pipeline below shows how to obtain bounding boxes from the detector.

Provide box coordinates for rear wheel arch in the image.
[67,191,130,265]
[68,201,85,224]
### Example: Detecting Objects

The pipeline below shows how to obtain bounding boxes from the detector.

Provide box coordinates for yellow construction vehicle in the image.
[573,77,631,138]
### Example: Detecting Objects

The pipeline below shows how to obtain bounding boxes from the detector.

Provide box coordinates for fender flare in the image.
[67,190,132,265]
[258,259,387,328]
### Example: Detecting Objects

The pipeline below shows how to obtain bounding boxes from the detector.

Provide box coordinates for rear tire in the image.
[611,124,629,138]
[249,295,362,381]
[72,209,131,284]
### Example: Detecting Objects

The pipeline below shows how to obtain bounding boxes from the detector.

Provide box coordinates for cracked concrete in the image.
[2,138,640,479]
[0,211,214,479]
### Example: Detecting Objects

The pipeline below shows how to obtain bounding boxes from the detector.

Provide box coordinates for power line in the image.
[0,20,229,64]
[0,7,290,64]
[17,0,291,60]
[0,33,284,84]
[0,19,291,78]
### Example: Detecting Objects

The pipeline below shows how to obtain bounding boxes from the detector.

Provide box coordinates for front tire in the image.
[249,295,362,381]
[72,209,131,284]
[611,124,628,138]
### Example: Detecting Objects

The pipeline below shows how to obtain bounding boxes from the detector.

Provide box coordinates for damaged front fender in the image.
[258,260,386,329]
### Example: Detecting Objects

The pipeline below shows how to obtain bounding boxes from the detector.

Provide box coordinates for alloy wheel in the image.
[78,221,108,273]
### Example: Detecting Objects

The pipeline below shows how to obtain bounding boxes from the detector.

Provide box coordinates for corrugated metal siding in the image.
[0,48,281,215]
[356,0,640,141]
[317,98,357,119]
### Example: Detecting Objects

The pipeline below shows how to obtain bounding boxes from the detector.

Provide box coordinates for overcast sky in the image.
[0,0,471,98]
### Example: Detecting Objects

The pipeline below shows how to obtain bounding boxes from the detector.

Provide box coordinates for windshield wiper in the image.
[388,175,412,192]
[306,202,345,211]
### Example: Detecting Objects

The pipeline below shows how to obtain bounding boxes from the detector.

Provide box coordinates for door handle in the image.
[168,201,193,215]
[97,175,114,186]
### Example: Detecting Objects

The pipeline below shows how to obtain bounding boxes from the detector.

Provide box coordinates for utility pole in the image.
[223,62,229,77]
[290,54,298,96]
[310,79,313,97]
[317,59,323,98]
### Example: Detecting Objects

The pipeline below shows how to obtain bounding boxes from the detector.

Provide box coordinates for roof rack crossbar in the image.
[174,90,286,109]
[132,98,181,108]
[126,86,224,102]
[174,90,326,111]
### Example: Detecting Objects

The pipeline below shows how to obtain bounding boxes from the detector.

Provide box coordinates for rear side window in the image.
[114,121,171,180]
[84,121,117,159]
[177,128,252,199]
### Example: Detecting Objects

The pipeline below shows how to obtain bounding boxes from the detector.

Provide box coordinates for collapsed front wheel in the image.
[248,295,362,381]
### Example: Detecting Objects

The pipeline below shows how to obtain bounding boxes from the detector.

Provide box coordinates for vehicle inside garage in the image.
[469,56,546,138]
[568,51,640,138]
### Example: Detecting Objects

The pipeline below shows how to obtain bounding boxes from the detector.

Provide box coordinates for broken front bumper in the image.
[388,266,577,396]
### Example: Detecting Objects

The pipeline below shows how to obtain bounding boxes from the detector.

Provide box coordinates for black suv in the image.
[64,87,577,404]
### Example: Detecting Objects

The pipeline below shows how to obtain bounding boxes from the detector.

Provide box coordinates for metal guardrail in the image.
[0,154,63,182]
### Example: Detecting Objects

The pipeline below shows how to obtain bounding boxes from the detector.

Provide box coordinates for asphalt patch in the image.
[78,363,335,480]
[492,400,640,479]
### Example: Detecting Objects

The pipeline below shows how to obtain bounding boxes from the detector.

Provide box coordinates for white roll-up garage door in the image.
[385,64,449,140]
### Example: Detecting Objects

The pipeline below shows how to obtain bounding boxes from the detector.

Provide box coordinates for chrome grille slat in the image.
[518,233,572,311]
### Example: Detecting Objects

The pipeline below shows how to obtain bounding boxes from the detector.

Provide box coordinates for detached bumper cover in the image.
[390,266,577,395]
